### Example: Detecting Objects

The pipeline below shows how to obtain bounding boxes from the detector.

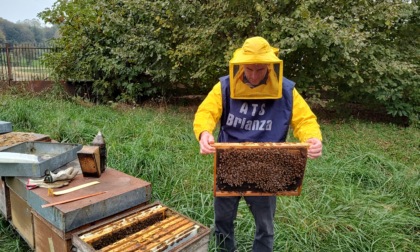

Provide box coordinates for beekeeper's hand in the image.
[199,131,215,154]
[306,138,322,159]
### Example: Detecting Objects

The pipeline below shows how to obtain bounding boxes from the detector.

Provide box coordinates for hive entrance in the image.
[213,142,309,196]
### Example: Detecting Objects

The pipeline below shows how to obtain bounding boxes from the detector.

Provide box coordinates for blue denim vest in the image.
[218,76,294,143]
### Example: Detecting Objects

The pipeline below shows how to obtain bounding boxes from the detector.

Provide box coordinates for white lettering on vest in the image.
[241,117,247,128]
[226,113,272,131]
[266,120,272,130]
[234,116,242,127]
[251,104,258,116]
[259,120,266,130]
[240,102,267,116]
[239,103,248,115]
[226,113,234,125]
[259,103,266,115]
[245,120,252,130]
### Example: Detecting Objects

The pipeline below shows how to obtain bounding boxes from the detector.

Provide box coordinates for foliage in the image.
[275,0,420,123]
[39,0,177,102]
[0,91,419,251]
[0,18,58,44]
[0,30,5,43]
[39,0,419,124]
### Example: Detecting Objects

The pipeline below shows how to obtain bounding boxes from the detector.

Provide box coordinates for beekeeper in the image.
[193,36,323,252]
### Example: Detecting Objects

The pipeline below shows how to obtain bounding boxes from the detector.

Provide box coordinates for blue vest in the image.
[218,76,295,143]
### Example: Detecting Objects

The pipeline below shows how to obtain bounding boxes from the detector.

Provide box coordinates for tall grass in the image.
[0,90,418,252]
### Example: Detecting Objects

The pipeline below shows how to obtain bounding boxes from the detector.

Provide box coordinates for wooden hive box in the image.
[9,189,35,249]
[72,202,211,252]
[6,167,152,233]
[0,132,51,219]
[0,177,11,219]
[213,142,309,197]
[5,164,153,252]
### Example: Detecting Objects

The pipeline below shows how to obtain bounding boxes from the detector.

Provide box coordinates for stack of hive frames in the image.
[213,142,309,196]
[72,202,210,252]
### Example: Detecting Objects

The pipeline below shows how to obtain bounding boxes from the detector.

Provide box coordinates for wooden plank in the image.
[214,189,301,197]
[171,227,210,252]
[33,211,72,252]
[49,181,100,196]
[0,177,11,219]
[156,225,200,251]
[80,205,168,244]
[9,189,34,249]
[212,142,309,149]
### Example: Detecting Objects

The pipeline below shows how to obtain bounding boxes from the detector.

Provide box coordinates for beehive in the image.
[0,132,51,150]
[213,142,309,196]
[72,202,210,252]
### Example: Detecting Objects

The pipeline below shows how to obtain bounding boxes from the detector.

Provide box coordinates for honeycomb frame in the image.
[213,142,309,197]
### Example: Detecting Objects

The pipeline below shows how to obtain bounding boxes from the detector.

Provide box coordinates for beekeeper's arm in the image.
[193,82,223,154]
[290,88,323,159]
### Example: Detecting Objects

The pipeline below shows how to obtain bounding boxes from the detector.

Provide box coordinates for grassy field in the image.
[0,88,418,251]
[0,66,51,82]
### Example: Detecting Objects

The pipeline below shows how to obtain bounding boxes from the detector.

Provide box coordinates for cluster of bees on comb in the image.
[91,212,164,249]
[216,147,307,193]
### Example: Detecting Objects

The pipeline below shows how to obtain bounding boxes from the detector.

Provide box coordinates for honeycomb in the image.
[215,144,308,194]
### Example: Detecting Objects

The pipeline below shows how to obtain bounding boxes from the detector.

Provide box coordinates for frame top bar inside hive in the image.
[212,142,309,149]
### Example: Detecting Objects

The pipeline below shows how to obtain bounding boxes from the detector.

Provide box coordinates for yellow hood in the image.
[229,37,283,99]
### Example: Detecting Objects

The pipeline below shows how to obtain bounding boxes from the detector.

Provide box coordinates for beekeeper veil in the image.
[229,37,283,99]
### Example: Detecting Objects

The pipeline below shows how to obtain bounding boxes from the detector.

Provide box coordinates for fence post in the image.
[6,43,13,84]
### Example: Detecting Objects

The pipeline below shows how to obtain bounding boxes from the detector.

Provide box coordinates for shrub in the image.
[40,0,419,124]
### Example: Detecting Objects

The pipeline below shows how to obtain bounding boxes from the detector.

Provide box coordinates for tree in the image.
[39,0,419,124]
[0,29,6,43]
[0,18,58,44]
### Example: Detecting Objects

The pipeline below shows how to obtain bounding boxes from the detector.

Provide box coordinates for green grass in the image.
[0,89,418,252]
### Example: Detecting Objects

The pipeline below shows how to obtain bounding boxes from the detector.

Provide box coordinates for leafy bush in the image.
[39,0,419,124]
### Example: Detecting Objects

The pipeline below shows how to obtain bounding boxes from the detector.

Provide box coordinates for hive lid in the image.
[7,168,152,233]
[0,141,82,177]
[0,121,12,134]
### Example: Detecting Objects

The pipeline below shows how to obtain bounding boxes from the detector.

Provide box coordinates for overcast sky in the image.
[0,0,56,24]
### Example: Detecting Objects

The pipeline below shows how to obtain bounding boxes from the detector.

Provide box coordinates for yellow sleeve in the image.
[193,82,223,141]
[290,88,323,142]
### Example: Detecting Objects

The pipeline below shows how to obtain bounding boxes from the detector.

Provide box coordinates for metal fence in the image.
[0,43,55,82]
